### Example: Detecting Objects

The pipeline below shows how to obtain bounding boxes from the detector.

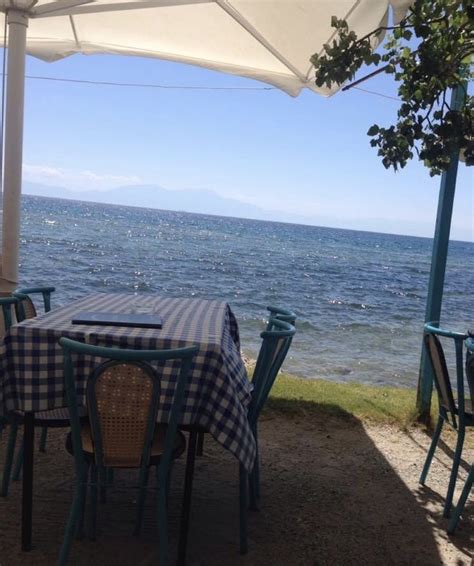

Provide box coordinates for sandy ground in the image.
[0,409,473,566]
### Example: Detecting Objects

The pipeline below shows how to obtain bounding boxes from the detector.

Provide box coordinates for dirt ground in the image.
[0,408,473,566]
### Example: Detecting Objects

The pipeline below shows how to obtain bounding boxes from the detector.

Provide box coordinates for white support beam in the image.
[1,9,28,294]
[32,0,212,19]
[32,0,95,18]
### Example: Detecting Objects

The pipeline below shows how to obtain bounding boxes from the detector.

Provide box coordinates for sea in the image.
[18,194,474,389]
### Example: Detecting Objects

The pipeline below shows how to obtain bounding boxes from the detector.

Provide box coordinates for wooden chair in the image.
[419,323,473,517]
[448,335,474,533]
[178,318,296,563]
[59,337,198,566]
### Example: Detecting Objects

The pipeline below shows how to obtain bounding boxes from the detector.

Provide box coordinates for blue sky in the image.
[22,52,473,241]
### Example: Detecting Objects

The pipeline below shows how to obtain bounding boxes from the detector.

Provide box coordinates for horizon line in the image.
[21,192,473,245]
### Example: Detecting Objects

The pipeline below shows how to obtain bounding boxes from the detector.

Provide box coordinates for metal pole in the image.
[416,84,466,422]
[0,9,28,294]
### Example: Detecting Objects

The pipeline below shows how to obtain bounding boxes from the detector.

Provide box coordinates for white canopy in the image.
[0,0,411,292]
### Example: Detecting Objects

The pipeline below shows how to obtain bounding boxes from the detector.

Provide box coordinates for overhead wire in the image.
[25,74,275,90]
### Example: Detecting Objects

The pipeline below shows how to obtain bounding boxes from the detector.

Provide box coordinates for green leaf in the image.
[311,0,472,177]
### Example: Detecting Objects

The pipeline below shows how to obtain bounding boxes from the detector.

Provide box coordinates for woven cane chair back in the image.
[88,361,159,468]
[19,296,37,320]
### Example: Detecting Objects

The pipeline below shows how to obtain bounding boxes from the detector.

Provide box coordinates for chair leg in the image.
[177,430,198,566]
[253,426,260,499]
[134,466,150,536]
[196,431,204,457]
[89,465,98,541]
[448,465,474,534]
[249,469,259,512]
[444,426,466,517]
[165,463,173,509]
[39,427,48,453]
[239,464,248,555]
[419,416,444,485]
[59,480,87,566]
[1,423,18,497]
[99,466,107,504]
[12,440,24,482]
[157,467,169,566]
[76,464,89,540]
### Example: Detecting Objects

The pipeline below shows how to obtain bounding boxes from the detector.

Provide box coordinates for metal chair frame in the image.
[194,305,296,461]
[448,336,474,533]
[59,337,197,566]
[419,323,473,518]
[178,317,295,563]
[0,288,59,497]
[14,287,55,455]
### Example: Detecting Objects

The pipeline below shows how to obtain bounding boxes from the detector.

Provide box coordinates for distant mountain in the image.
[22,181,270,221]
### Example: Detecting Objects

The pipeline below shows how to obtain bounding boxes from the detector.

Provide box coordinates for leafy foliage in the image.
[311,0,473,176]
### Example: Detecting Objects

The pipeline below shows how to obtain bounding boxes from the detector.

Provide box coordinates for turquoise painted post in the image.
[416,84,466,422]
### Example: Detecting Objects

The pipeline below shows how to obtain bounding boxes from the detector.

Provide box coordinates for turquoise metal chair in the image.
[13,286,56,457]
[3,286,59,488]
[194,305,297,458]
[448,335,474,533]
[250,305,297,501]
[0,297,20,494]
[59,337,198,566]
[0,294,82,497]
[178,318,295,563]
[14,285,55,321]
[419,323,473,518]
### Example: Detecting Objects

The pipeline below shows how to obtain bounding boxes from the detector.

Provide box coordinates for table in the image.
[0,293,256,551]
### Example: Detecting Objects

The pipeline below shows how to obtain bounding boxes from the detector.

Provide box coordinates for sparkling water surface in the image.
[19,195,474,388]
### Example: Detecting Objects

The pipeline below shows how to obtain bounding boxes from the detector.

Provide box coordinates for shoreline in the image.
[270,372,424,427]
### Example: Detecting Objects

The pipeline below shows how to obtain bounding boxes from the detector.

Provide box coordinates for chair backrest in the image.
[0,296,19,339]
[14,286,55,321]
[424,332,456,419]
[266,305,296,329]
[88,360,160,468]
[466,337,474,404]
[249,318,295,426]
[424,323,469,426]
[13,292,37,321]
[60,338,198,474]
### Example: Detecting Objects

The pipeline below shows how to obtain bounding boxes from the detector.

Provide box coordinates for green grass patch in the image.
[267,373,432,428]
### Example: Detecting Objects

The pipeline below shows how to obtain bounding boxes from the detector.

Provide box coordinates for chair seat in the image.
[66,423,186,467]
[11,407,86,428]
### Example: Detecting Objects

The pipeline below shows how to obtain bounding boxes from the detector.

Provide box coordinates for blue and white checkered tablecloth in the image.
[0,293,256,472]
